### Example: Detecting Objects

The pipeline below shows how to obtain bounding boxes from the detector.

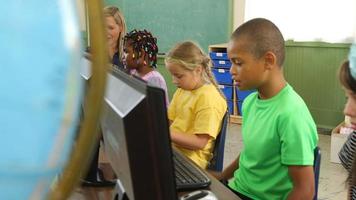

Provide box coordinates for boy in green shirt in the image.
[212,18,318,200]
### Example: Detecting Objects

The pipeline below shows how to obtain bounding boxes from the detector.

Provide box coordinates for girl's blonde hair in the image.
[103,6,127,59]
[165,41,225,99]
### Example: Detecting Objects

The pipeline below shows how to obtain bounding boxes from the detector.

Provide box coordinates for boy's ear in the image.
[264,51,277,70]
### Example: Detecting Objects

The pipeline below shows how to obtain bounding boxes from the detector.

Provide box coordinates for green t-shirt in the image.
[228,84,318,200]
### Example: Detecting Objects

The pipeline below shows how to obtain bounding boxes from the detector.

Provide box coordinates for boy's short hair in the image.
[231,18,285,67]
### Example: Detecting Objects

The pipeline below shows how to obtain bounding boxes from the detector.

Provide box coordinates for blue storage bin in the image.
[209,52,229,60]
[212,68,233,85]
[227,100,234,114]
[237,100,243,115]
[212,59,232,68]
[236,89,256,101]
[218,85,233,100]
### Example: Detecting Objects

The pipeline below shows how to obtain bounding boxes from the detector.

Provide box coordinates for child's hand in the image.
[207,170,223,180]
[340,126,354,134]
[207,169,230,182]
[332,122,345,133]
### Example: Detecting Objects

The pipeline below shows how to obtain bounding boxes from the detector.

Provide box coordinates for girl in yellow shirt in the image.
[165,41,227,169]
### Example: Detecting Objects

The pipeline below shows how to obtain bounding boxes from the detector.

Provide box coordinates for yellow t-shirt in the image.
[168,84,227,169]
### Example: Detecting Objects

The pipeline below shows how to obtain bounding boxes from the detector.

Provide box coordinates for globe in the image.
[0,1,83,199]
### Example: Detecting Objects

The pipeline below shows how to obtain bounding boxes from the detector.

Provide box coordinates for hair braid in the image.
[124,29,158,68]
[201,55,226,100]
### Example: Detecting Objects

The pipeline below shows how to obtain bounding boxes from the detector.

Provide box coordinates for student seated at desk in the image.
[165,41,227,169]
[211,18,318,200]
[123,29,169,106]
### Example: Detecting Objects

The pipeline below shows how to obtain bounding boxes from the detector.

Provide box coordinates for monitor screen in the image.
[100,69,177,200]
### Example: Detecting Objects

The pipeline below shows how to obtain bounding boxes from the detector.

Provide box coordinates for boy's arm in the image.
[287,166,314,200]
[209,154,240,180]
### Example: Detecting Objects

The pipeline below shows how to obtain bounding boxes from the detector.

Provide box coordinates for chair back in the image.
[207,111,228,171]
[313,146,321,200]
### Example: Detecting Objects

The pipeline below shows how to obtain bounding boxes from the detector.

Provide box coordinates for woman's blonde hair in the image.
[165,41,225,99]
[103,6,127,59]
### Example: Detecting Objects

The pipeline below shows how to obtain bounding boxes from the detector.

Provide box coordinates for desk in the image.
[70,146,241,199]
[175,147,241,200]
[201,173,241,200]
[69,174,241,200]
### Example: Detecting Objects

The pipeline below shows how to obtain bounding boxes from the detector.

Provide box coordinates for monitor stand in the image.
[114,179,129,200]
[81,142,116,187]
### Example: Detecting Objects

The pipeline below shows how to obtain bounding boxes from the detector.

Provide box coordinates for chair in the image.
[208,111,229,172]
[313,146,321,200]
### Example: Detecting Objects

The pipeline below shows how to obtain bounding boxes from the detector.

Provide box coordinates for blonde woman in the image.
[103,6,126,68]
[81,6,127,187]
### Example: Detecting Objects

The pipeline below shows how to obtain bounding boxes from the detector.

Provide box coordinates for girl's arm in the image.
[170,132,210,150]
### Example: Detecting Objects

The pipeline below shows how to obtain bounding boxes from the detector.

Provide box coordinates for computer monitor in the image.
[100,68,177,200]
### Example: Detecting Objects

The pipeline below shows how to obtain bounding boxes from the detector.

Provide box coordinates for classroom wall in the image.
[284,41,349,129]
[233,0,245,30]
[157,56,176,100]
[104,0,233,53]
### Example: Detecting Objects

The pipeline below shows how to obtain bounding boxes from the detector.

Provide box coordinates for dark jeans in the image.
[220,180,253,200]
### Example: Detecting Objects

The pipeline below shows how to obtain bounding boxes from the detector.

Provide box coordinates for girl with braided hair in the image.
[165,41,227,169]
[123,29,169,106]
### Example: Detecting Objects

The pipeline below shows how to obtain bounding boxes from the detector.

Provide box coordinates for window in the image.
[244,0,356,43]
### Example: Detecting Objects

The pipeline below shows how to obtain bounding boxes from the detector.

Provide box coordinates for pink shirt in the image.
[131,70,170,107]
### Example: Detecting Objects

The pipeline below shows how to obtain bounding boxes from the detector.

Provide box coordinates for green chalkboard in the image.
[104,0,233,53]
